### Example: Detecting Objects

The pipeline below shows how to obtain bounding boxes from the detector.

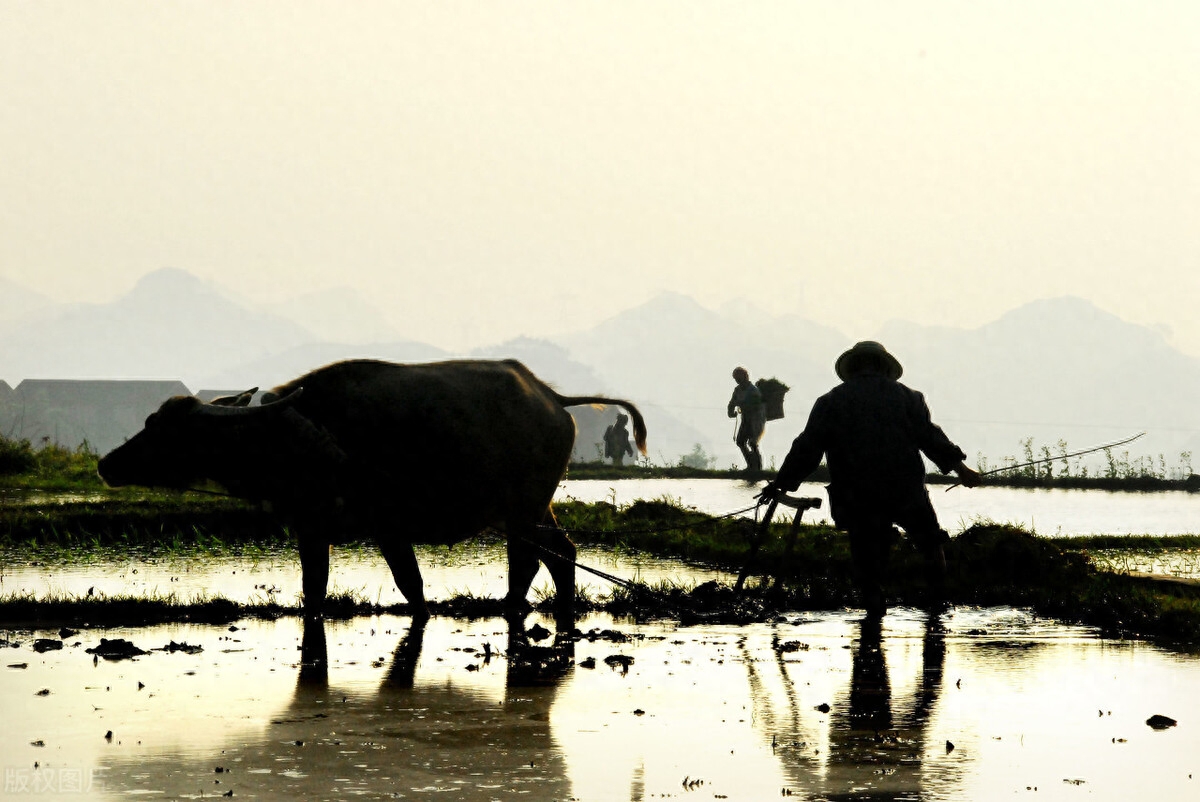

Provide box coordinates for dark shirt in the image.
[606,422,633,457]
[774,373,966,506]
[728,381,765,421]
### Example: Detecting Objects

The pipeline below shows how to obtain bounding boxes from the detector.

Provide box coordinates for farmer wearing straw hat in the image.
[760,341,980,616]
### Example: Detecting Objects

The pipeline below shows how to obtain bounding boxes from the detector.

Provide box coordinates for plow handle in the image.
[735,492,822,592]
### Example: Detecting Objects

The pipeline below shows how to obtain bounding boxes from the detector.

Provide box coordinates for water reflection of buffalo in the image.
[284,617,574,798]
[97,617,575,799]
[98,359,646,617]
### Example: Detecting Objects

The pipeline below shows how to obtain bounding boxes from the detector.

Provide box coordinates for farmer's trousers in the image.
[832,488,950,604]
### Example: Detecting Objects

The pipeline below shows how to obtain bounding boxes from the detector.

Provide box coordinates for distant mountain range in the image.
[3,267,1197,471]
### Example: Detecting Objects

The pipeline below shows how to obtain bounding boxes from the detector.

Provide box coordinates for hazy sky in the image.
[2,2,1198,353]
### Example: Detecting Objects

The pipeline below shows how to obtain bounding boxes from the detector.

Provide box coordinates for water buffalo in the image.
[97,359,647,619]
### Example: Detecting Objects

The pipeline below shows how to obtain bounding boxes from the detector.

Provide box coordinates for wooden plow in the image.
[735,492,823,592]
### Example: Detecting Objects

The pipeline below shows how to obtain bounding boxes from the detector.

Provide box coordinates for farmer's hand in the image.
[756,482,783,503]
[954,462,982,488]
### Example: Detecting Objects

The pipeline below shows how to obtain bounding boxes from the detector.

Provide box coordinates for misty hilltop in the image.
[2,267,1198,471]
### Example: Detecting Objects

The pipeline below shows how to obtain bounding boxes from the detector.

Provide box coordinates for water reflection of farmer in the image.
[747,613,948,799]
[825,614,945,795]
[761,341,980,615]
[603,413,635,466]
[728,367,766,472]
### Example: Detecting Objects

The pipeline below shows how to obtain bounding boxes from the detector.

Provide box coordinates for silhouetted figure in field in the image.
[603,413,635,466]
[761,341,980,615]
[728,366,766,472]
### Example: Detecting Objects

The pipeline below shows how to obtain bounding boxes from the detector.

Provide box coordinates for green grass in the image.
[566,504,1200,645]
[0,436,104,487]
[0,495,283,553]
[4,490,1200,648]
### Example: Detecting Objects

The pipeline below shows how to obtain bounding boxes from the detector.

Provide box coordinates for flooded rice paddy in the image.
[558,478,1200,537]
[4,479,1200,799]
[0,542,726,610]
[3,609,1199,801]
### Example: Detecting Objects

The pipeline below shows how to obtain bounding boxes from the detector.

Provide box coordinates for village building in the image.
[1,379,191,454]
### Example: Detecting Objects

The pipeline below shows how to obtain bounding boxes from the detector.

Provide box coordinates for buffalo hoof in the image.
[503,595,534,614]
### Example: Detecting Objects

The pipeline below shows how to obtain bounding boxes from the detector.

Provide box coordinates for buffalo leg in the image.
[298,536,330,617]
[543,524,577,621]
[505,536,540,612]
[380,541,429,620]
[514,509,576,619]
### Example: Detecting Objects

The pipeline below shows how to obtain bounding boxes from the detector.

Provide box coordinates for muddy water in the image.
[2,608,1198,801]
[0,543,729,608]
[4,482,1200,799]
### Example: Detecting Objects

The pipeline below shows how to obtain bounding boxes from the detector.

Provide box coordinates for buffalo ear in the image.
[209,388,259,407]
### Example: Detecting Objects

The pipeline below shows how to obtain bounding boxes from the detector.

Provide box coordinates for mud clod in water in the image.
[776,640,810,653]
[573,628,630,643]
[32,639,62,653]
[604,654,634,673]
[86,638,148,660]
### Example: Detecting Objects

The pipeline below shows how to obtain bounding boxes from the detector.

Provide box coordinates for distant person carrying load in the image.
[728,367,766,472]
[603,413,635,467]
[759,341,981,616]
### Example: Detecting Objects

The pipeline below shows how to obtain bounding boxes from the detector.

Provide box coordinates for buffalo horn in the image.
[208,387,259,407]
[197,387,304,417]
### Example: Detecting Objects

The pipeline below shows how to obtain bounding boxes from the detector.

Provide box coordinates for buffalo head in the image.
[98,389,306,491]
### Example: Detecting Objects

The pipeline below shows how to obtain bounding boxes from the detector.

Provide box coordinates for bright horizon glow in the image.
[2,3,1198,354]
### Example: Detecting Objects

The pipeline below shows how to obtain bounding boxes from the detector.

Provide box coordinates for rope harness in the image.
[522,501,766,592]
[535,502,761,537]
[528,495,822,596]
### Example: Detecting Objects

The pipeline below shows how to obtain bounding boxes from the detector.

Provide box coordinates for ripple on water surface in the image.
[0,608,1196,801]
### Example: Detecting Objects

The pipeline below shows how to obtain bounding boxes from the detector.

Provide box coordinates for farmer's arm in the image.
[909,389,969,473]
[771,397,830,492]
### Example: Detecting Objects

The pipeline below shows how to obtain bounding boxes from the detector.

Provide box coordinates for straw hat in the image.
[835,341,903,381]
